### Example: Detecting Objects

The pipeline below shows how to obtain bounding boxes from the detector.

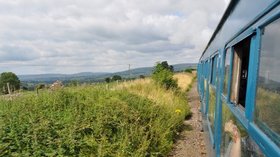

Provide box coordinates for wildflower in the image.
[175,109,182,114]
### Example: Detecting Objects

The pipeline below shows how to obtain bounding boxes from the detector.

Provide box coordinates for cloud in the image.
[0,45,39,61]
[0,0,228,74]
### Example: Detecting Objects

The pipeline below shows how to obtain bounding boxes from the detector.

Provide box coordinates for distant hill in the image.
[18,72,110,83]
[114,63,197,78]
[18,63,197,84]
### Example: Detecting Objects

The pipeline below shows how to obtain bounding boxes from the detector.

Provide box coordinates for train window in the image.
[221,102,265,157]
[206,60,209,78]
[210,55,218,85]
[223,48,231,96]
[255,18,280,147]
[230,37,251,108]
[210,58,215,84]
[209,86,216,134]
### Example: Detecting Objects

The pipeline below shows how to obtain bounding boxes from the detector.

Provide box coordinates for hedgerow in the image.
[0,81,190,157]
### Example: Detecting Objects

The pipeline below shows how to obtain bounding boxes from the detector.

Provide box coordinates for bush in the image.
[152,62,178,89]
[0,83,189,156]
[105,77,111,83]
[105,75,122,83]
[184,69,193,73]
[112,75,122,81]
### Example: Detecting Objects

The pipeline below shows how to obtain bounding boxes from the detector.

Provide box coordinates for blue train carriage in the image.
[197,0,280,156]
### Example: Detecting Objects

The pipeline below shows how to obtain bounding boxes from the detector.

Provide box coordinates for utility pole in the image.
[128,64,131,79]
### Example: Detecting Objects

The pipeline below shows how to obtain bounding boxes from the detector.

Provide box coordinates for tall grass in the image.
[173,73,193,91]
[0,76,192,156]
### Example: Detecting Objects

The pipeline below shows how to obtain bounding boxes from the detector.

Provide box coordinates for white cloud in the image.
[0,0,228,74]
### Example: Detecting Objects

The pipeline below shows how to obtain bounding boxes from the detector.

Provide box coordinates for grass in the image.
[208,86,216,133]
[255,88,280,133]
[0,73,194,156]
[173,72,194,91]
[255,87,280,146]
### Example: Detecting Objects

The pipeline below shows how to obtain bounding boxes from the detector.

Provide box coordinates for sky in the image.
[0,0,229,75]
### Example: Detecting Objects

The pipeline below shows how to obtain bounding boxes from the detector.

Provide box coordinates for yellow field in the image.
[173,72,195,91]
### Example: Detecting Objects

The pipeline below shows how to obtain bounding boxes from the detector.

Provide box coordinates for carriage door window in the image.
[230,37,251,108]
[255,18,280,147]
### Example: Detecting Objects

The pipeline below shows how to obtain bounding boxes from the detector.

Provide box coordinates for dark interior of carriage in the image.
[231,37,251,108]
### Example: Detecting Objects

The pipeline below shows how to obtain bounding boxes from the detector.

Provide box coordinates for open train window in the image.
[230,37,251,108]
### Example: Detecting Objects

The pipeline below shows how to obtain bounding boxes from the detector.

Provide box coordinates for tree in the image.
[139,75,145,79]
[105,77,111,83]
[0,72,20,94]
[111,75,122,81]
[152,61,178,89]
[160,61,174,72]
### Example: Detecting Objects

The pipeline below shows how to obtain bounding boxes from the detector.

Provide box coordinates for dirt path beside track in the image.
[169,82,207,157]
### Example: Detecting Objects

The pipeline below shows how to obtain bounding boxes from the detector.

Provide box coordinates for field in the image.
[0,73,194,156]
[173,73,194,91]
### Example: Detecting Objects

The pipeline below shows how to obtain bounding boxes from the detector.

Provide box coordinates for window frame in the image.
[247,12,280,157]
[230,37,253,109]
[206,52,220,146]
[222,28,257,129]
[210,52,219,86]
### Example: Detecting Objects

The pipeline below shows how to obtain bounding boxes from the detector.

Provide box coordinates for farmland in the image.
[0,72,195,156]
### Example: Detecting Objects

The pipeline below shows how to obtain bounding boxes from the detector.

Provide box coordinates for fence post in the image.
[7,82,11,95]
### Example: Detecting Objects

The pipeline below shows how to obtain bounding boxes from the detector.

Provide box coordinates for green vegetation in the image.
[0,75,191,156]
[152,61,178,90]
[105,75,122,83]
[139,75,145,79]
[67,80,80,87]
[255,87,280,146]
[208,87,216,133]
[105,77,111,83]
[256,88,280,133]
[0,72,20,94]
[184,69,193,73]
[112,75,122,81]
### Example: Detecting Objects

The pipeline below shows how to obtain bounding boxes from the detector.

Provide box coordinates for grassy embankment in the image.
[0,72,195,156]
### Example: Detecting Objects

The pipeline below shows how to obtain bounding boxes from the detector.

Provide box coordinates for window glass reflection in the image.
[255,18,280,147]
[203,79,207,105]
[223,48,231,96]
[221,102,265,157]
[208,87,216,134]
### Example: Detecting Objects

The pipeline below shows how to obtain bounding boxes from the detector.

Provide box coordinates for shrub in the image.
[184,69,193,73]
[0,82,189,156]
[112,75,122,81]
[152,62,178,89]
[139,75,145,79]
[105,77,111,83]
[104,75,122,83]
